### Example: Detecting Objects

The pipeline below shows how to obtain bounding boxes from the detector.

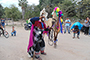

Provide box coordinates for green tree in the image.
[39,0,73,18]
[0,4,4,18]
[25,4,40,19]
[4,7,11,18]
[51,0,63,4]
[39,0,54,18]
[77,0,90,19]
[4,5,21,21]
[18,0,28,20]
[39,0,63,6]
[56,0,77,19]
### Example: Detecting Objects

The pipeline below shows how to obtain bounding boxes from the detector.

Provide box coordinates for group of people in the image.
[0,18,16,36]
[27,16,90,60]
[64,17,90,39]
[1,17,89,60]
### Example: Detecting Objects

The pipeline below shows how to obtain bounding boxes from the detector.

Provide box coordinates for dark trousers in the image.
[34,39,45,52]
[11,31,16,36]
[84,27,89,35]
[0,27,4,35]
[73,31,80,37]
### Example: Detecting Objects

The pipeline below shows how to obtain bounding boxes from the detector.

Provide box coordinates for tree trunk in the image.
[22,7,25,20]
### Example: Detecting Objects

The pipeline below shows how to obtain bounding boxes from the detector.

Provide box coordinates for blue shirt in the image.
[71,22,83,30]
[1,20,5,24]
[30,17,39,24]
[65,19,71,26]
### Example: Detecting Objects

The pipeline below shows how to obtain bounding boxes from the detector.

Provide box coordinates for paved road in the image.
[0,26,90,60]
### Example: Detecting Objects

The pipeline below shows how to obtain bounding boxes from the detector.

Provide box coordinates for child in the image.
[72,25,80,39]
[71,22,83,39]
[11,26,16,36]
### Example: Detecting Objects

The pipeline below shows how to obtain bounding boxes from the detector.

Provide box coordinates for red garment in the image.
[34,21,46,29]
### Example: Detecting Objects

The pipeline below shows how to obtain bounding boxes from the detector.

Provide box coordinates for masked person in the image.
[27,16,50,60]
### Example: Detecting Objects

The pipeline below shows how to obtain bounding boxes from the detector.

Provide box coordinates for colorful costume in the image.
[27,17,49,59]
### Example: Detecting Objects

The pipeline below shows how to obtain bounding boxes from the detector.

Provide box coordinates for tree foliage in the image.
[1,0,90,21]
[0,4,4,18]
[4,5,21,21]
[76,0,90,19]
[24,4,40,19]
[56,0,76,19]
[39,0,64,18]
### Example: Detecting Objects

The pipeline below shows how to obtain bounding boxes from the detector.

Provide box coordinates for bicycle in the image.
[0,27,9,38]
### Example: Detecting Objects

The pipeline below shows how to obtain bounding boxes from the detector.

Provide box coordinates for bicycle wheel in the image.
[4,31,9,38]
[0,29,2,36]
[0,28,4,36]
[48,29,54,46]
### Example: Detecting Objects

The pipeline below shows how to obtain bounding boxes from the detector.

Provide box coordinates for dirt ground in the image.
[0,26,90,60]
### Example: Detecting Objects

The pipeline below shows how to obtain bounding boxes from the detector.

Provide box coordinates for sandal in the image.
[77,37,80,39]
[41,52,47,55]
